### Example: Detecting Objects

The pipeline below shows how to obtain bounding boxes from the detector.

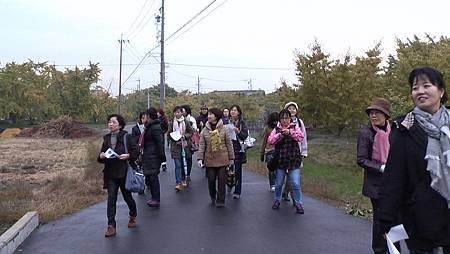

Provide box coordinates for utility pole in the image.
[118,34,124,113]
[197,75,200,94]
[136,79,141,91]
[159,0,165,109]
[248,78,253,90]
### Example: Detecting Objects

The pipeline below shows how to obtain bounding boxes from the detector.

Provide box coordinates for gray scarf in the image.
[413,106,450,208]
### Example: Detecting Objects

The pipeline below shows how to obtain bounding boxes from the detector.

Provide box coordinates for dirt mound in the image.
[17,127,39,137]
[34,115,95,138]
[0,128,22,138]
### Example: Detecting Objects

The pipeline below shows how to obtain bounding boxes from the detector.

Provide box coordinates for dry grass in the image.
[0,136,106,234]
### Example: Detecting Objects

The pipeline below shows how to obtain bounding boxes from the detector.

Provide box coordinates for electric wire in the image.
[164,0,218,42]
[124,0,151,37]
[166,0,229,45]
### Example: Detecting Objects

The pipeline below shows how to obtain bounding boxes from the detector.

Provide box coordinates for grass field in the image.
[0,136,106,235]
[245,130,371,217]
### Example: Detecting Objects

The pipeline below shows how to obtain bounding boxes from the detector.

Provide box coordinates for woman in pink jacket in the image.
[268,109,305,214]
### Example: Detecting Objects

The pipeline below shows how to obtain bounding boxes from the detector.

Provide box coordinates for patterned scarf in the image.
[413,106,450,208]
[371,121,391,164]
[210,129,221,152]
[173,116,186,136]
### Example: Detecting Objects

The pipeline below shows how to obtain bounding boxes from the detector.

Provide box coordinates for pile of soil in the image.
[0,128,21,138]
[17,127,39,137]
[34,115,95,138]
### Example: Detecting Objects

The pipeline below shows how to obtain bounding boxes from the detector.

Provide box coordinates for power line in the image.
[166,0,229,45]
[164,0,218,42]
[124,0,150,37]
[121,44,161,86]
[167,62,292,71]
[126,0,157,39]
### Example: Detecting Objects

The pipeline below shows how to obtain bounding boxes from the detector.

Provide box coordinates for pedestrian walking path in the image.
[17,152,374,254]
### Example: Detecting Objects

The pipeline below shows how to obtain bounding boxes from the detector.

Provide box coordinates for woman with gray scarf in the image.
[378,67,450,253]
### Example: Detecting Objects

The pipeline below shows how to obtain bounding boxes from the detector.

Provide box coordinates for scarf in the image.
[173,116,186,136]
[413,106,450,208]
[371,121,391,164]
[137,123,145,134]
[210,129,221,152]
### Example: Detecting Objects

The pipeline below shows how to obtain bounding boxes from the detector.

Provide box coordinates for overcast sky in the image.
[2,0,450,95]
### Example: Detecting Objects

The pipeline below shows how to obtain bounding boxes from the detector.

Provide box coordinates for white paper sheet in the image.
[386,224,409,254]
[170,130,182,141]
[105,148,119,159]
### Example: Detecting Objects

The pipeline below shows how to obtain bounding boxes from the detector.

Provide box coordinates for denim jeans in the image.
[107,177,137,227]
[233,162,243,195]
[145,174,160,201]
[181,157,192,180]
[174,158,183,184]
[275,169,302,204]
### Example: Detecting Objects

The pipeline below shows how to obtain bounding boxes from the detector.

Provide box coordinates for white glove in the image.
[198,160,204,168]
[229,160,234,166]
[380,164,386,173]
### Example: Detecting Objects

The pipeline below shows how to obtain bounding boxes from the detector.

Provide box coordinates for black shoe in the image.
[282,193,290,202]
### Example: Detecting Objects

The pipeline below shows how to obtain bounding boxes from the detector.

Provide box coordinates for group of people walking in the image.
[96,66,449,254]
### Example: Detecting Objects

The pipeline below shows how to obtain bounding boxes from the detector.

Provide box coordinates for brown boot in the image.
[128,216,137,228]
[104,225,116,237]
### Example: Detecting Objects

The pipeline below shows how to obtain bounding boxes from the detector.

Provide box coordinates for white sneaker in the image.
[270,186,275,192]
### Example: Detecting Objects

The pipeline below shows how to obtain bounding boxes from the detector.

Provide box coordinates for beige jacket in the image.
[197,120,235,167]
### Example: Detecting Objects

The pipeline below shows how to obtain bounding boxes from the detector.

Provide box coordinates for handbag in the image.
[123,134,145,193]
[241,130,256,150]
[226,165,236,187]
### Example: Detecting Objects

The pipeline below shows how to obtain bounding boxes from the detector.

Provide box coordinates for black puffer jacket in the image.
[98,130,139,179]
[141,119,166,176]
[378,115,450,249]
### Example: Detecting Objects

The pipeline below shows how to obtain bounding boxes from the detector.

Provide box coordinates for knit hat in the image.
[365,98,391,118]
[284,101,298,110]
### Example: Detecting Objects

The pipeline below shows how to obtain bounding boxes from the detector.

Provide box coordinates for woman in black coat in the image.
[98,114,139,237]
[229,104,248,199]
[142,107,166,207]
[379,67,450,253]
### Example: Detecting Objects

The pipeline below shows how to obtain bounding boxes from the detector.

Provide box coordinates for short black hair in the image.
[409,67,448,104]
[173,105,183,113]
[181,105,192,115]
[278,109,291,122]
[266,112,279,128]
[107,114,126,130]
[146,107,158,120]
[208,108,222,121]
[230,105,242,117]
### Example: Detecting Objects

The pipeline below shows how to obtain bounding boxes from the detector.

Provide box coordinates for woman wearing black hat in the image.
[357,97,398,254]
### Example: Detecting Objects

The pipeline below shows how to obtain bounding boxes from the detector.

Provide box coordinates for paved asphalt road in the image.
[17,126,383,253]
